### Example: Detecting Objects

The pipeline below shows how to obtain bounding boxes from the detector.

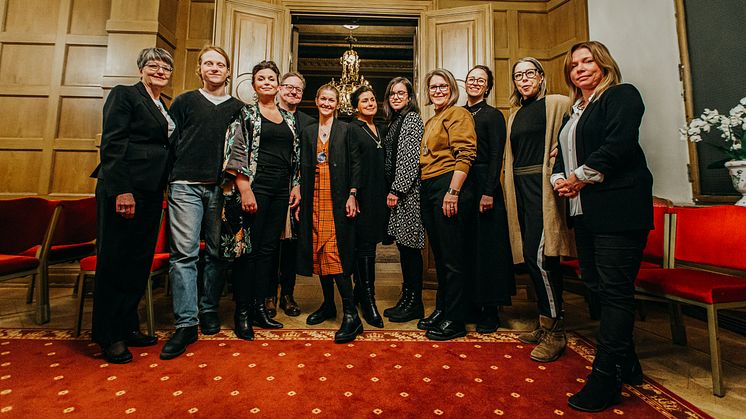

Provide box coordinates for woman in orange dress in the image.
[296,84,363,343]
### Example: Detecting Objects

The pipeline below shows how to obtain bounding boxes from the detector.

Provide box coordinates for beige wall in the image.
[0,0,588,198]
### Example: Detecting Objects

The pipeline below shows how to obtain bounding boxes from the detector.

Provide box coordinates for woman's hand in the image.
[386,193,399,208]
[240,188,258,214]
[442,191,458,217]
[554,174,584,198]
[294,205,301,222]
[346,195,359,218]
[116,193,135,219]
[479,195,493,213]
[289,185,301,209]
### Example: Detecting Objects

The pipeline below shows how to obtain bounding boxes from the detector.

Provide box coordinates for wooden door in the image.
[418,5,494,284]
[214,0,291,103]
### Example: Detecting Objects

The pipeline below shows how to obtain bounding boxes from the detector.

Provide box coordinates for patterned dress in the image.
[312,136,343,275]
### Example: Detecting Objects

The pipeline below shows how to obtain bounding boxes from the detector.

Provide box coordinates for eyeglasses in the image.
[428,84,449,93]
[466,77,487,86]
[389,90,408,99]
[281,84,303,93]
[513,69,539,81]
[144,63,173,73]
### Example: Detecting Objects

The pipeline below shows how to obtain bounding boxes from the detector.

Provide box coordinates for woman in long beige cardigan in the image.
[503,57,574,363]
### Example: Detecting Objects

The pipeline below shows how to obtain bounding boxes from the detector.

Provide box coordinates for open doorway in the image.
[291,15,417,120]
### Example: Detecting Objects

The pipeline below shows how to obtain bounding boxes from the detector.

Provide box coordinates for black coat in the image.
[553,83,653,233]
[349,119,388,245]
[92,82,172,197]
[296,119,361,276]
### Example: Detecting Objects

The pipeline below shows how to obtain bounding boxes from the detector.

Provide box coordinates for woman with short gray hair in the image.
[91,47,175,364]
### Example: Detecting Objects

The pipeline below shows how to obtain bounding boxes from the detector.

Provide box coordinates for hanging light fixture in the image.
[329,24,370,116]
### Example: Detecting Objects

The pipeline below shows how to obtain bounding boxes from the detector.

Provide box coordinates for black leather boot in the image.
[383,286,409,318]
[568,356,622,412]
[253,298,284,329]
[306,275,337,325]
[389,289,424,323]
[355,256,384,328]
[233,301,254,341]
[476,305,500,334]
[621,348,644,385]
[334,275,364,343]
[416,309,444,330]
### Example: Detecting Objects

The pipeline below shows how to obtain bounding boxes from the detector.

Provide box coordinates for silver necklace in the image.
[362,125,382,148]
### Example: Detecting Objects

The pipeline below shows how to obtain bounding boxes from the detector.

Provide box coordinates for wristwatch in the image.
[349,190,357,198]
[447,188,460,196]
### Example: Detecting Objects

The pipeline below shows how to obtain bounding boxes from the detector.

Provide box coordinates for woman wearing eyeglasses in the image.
[222,60,301,339]
[347,85,387,328]
[91,48,176,363]
[380,77,426,324]
[419,68,477,341]
[503,57,574,362]
[296,84,363,343]
[462,65,515,333]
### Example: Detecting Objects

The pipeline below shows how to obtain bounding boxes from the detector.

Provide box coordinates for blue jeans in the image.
[168,183,226,328]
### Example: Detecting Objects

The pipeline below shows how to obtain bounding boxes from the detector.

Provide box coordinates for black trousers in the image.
[397,243,423,292]
[514,172,563,318]
[420,171,473,324]
[269,239,298,297]
[92,183,163,346]
[233,169,289,302]
[574,217,647,367]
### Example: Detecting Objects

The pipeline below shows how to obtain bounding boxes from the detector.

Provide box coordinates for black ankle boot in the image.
[568,364,622,412]
[253,298,284,329]
[355,256,384,328]
[306,276,337,325]
[621,349,644,385]
[417,309,444,330]
[389,289,424,323]
[383,286,409,318]
[233,301,254,340]
[334,275,363,343]
[476,305,500,334]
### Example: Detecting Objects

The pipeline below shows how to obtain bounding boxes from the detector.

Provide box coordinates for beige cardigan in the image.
[503,94,576,263]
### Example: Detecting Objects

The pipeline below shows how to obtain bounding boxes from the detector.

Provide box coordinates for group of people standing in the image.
[91,39,652,413]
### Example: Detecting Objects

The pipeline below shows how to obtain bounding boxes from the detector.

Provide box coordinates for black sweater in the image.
[464,100,506,196]
[510,96,546,168]
[169,90,244,183]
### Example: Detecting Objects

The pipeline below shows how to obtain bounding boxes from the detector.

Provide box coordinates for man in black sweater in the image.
[265,72,316,318]
[160,46,244,360]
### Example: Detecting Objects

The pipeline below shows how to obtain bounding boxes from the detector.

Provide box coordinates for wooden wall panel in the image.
[48,151,98,195]
[63,46,107,86]
[57,97,103,139]
[0,97,48,139]
[69,0,111,35]
[517,11,549,51]
[0,44,55,85]
[3,0,60,34]
[188,1,215,40]
[0,151,43,194]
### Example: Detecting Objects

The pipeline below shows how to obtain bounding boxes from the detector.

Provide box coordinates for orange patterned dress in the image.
[312,136,343,276]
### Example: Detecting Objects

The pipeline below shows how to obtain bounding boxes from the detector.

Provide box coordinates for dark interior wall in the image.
[684,0,746,196]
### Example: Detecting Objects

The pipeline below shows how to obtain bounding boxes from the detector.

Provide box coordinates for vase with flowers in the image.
[681,97,746,206]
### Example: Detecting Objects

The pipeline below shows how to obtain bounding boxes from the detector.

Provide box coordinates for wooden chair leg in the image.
[668,302,687,345]
[74,273,87,337]
[34,267,51,324]
[145,275,155,336]
[706,305,725,397]
[26,272,35,304]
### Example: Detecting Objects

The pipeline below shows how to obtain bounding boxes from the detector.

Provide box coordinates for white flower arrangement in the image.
[680,97,746,166]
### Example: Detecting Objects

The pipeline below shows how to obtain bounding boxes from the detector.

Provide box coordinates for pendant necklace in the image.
[363,125,382,148]
[318,123,332,163]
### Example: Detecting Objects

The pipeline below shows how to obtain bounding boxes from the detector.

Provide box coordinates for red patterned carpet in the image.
[0,329,709,418]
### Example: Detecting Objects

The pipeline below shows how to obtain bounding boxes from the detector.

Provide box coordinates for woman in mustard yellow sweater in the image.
[418,68,477,341]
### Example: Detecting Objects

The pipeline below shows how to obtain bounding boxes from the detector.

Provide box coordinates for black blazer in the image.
[296,119,361,276]
[92,82,173,197]
[553,83,653,233]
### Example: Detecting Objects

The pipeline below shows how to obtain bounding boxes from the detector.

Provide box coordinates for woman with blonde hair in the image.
[418,68,477,341]
[503,57,574,362]
[296,84,363,343]
[553,41,651,412]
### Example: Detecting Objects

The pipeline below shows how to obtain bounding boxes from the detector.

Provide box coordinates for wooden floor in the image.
[2,258,745,418]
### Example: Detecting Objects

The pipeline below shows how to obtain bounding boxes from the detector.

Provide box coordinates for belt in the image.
[513,164,543,176]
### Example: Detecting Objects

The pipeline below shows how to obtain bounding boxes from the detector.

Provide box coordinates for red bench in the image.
[635,205,746,397]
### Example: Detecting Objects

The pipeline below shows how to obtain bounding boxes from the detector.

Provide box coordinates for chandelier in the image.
[329,24,370,116]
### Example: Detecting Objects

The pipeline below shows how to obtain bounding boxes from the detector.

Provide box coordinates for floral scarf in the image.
[219,104,299,259]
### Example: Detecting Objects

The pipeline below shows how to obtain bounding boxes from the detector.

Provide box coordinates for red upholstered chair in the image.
[73,207,170,337]
[0,197,62,324]
[635,205,746,396]
[22,197,97,302]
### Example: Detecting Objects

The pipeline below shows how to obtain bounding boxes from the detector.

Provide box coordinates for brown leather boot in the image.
[530,315,566,362]
[517,320,544,344]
